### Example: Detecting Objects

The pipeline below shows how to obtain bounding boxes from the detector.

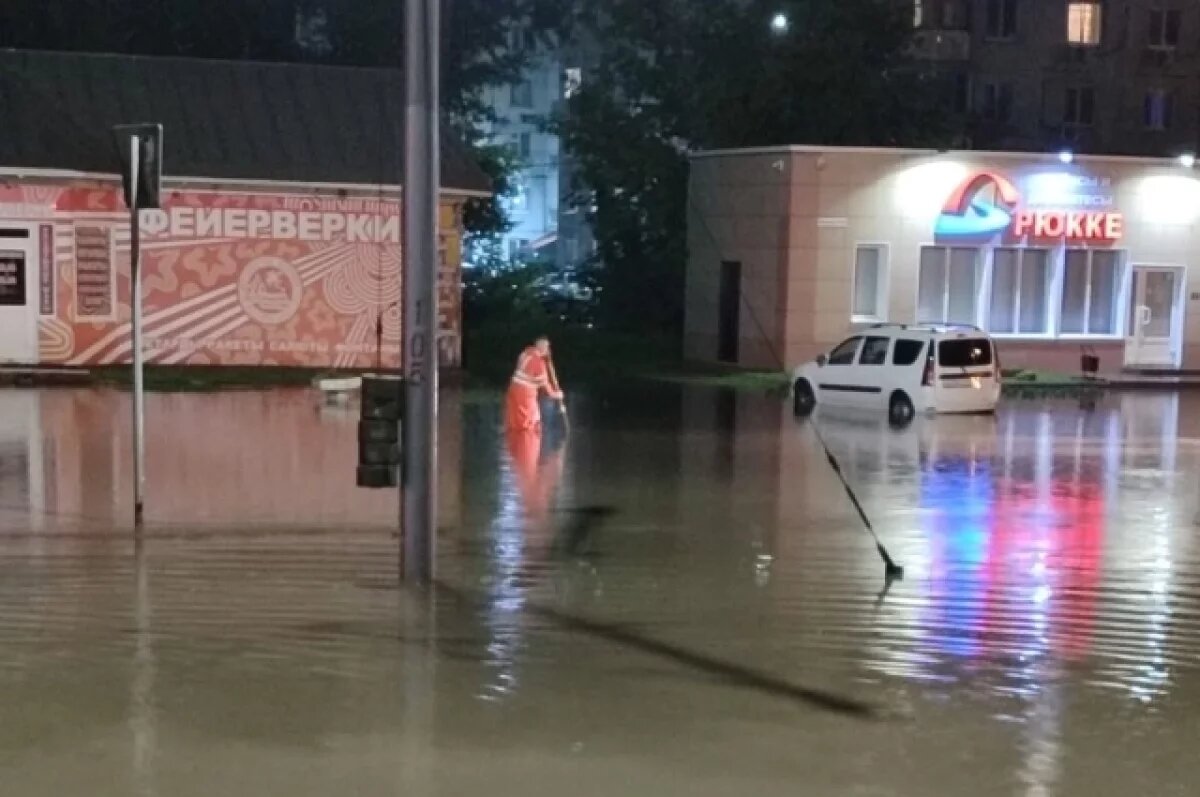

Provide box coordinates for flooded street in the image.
[1,386,1199,795]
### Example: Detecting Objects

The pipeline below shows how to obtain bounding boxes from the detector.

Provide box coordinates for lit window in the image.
[1061,249,1123,335]
[918,246,981,325]
[852,245,887,320]
[989,248,1050,334]
[1144,89,1174,130]
[563,67,582,99]
[1149,8,1181,48]
[1067,2,1102,46]
[913,0,924,28]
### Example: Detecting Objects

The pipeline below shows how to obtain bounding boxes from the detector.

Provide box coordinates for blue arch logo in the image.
[934,172,1021,240]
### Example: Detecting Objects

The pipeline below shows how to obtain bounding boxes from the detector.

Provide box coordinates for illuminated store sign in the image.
[934,171,1123,243]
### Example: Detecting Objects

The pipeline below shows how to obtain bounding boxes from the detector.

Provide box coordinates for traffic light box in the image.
[357,375,403,488]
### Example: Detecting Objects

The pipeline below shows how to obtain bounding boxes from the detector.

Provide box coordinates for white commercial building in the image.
[687,145,1200,374]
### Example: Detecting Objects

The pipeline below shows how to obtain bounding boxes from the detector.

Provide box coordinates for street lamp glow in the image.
[1180,153,1196,168]
[770,12,790,34]
[1058,149,1074,164]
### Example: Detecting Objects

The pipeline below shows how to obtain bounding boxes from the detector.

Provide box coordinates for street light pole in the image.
[402,0,441,584]
[129,135,146,528]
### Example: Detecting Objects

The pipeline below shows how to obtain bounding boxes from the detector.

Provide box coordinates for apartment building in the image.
[915,0,1200,156]
[478,47,562,263]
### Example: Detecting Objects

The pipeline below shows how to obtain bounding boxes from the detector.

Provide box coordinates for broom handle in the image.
[546,355,565,403]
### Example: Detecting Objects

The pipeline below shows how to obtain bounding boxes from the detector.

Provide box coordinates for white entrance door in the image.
[1124,266,1184,368]
[0,227,38,364]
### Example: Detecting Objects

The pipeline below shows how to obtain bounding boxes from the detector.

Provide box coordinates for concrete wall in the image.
[687,146,1200,374]
[685,152,792,369]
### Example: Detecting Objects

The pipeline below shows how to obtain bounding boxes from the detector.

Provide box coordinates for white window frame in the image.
[986,247,1054,337]
[1058,247,1130,340]
[851,242,889,323]
[915,244,984,327]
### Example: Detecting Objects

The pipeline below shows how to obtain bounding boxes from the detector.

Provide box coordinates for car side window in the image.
[827,337,862,365]
[892,339,926,366]
[859,336,890,366]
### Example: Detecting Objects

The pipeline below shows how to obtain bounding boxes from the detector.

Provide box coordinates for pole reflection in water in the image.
[130,541,156,797]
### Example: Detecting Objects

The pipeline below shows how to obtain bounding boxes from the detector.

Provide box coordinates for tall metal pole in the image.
[402,0,440,583]
[129,135,146,527]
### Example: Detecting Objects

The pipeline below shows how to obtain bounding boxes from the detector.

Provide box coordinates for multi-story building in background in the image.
[478,45,562,264]
[915,0,1200,157]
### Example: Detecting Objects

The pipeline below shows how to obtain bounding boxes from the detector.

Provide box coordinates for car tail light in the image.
[922,351,934,386]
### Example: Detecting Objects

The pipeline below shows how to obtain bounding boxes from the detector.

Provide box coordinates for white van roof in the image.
[863,323,989,338]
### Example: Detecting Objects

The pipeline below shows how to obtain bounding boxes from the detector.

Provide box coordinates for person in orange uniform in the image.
[504,335,563,432]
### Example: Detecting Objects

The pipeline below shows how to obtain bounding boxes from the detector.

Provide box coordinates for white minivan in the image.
[791,324,1001,424]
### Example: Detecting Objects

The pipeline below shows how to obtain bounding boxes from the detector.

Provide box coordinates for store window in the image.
[1061,249,1123,335]
[989,248,1051,335]
[918,246,980,325]
[1067,2,1102,46]
[852,244,887,321]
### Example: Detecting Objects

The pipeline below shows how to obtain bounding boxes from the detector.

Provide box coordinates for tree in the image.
[558,0,960,335]
[0,0,570,238]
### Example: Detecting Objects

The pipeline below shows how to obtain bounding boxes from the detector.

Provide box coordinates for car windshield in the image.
[938,338,993,368]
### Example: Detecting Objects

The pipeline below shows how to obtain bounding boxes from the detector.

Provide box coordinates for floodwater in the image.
[0,385,1198,795]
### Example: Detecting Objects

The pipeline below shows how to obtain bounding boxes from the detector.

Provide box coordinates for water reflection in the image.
[801,395,1194,796]
[0,385,1199,794]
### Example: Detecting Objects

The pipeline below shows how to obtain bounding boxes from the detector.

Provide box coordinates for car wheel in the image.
[888,391,915,428]
[793,378,816,417]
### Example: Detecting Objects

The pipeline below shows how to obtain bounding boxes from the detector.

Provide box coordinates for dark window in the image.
[893,339,927,366]
[860,336,890,366]
[717,261,741,362]
[0,252,26,306]
[1065,86,1095,126]
[981,82,1013,121]
[827,337,862,366]
[511,80,533,108]
[986,0,1018,38]
[938,339,994,368]
[1149,8,1181,48]
[941,0,964,29]
[953,73,971,113]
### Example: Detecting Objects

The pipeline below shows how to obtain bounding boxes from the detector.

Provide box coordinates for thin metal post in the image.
[402,0,440,583]
[129,135,146,527]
